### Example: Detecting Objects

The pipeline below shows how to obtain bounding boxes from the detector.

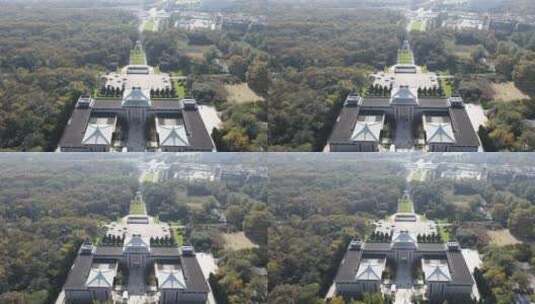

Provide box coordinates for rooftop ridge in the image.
[82,124,112,145]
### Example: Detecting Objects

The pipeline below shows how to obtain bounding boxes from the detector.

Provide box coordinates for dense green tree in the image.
[143,30,185,71]
[513,60,535,96]
[244,208,272,246]
[508,206,535,240]
[410,31,455,71]
[228,55,248,81]
[247,60,270,96]
[215,102,267,152]
[495,55,515,80]
[0,6,136,151]
[143,182,190,222]
[225,205,247,229]
[213,249,267,304]
[491,203,509,226]
[0,157,137,301]
[482,99,535,151]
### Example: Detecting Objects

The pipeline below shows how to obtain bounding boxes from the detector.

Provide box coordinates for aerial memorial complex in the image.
[333,193,475,303]
[328,41,480,152]
[58,42,214,153]
[58,91,214,152]
[61,192,210,304]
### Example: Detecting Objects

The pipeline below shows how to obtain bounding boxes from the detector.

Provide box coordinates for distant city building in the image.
[174,11,266,32]
[173,0,202,10]
[163,162,269,183]
[58,65,214,152]
[488,167,535,185]
[222,13,267,31]
[489,18,517,34]
[439,167,485,181]
[218,164,269,183]
[488,15,535,34]
[175,12,222,31]
[62,212,209,304]
[442,14,487,31]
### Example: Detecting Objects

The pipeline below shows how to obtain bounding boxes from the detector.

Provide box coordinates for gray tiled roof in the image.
[82,124,114,145]
[151,100,182,110]
[181,255,210,292]
[92,99,123,110]
[162,127,189,146]
[419,98,450,108]
[63,254,94,290]
[122,88,151,107]
[182,109,215,151]
[95,246,123,257]
[360,98,391,108]
[446,251,474,285]
[362,242,391,253]
[59,98,214,151]
[335,249,363,282]
[328,106,360,143]
[328,94,478,150]
[391,87,418,105]
[417,243,446,253]
[58,108,92,148]
[151,247,181,257]
[449,108,480,147]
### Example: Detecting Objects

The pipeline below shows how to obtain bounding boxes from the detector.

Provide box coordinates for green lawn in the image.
[435,219,451,241]
[143,19,156,32]
[438,224,451,241]
[439,74,454,97]
[173,226,184,246]
[130,200,145,215]
[398,197,413,213]
[130,49,146,65]
[410,20,425,32]
[398,50,413,65]
[170,69,186,98]
[174,80,186,98]
[143,172,158,183]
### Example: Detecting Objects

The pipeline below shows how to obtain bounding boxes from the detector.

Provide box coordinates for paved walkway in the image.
[394,119,414,150]
[465,103,488,151]
[395,289,414,304]
[198,105,221,151]
[196,253,219,304]
[395,262,412,289]
[198,105,222,133]
[324,283,336,300]
[128,267,146,295]
[128,295,149,304]
[54,290,66,304]
[127,120,146,152]
[462,249,483,301]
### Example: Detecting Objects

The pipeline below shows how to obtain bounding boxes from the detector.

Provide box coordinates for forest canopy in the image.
[0,6,138,151]
[0,156,138,303]
[267,157,405,302]
[264,5,405,151]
